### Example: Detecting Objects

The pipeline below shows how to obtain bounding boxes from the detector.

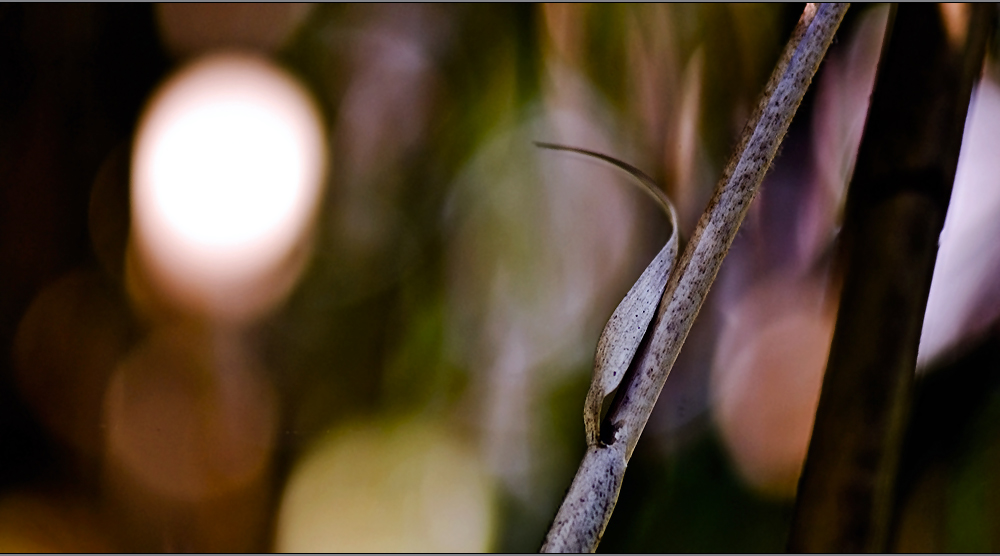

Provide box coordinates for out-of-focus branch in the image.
[539,4,849,553]
[788,4,995,552]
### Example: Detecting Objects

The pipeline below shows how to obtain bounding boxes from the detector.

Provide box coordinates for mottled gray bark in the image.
[540,3,849,552]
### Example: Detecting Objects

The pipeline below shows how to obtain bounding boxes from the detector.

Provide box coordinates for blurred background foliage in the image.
[1,3,1000,552]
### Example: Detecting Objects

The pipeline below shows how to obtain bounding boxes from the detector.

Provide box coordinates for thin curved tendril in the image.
[533,142,674,216]
[535,142,680,447]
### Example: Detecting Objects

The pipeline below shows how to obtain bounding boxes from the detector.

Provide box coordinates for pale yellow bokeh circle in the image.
[276,420,496,552]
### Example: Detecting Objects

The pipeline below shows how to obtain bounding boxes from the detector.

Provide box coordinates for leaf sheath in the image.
[540,3,849,552]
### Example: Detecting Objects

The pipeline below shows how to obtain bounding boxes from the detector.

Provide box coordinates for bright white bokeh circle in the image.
[131,52,326,321]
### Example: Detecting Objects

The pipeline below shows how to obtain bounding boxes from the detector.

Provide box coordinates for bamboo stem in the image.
[788,4,994,552]
[540,4,849,552]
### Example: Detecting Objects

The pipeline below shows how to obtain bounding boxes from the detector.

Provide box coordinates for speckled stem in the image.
[540,4,848,553]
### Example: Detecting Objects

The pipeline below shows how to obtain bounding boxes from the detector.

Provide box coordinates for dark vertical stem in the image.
[788,4,994,552]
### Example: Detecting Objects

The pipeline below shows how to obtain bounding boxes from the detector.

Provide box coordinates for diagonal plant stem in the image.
[788,4,995,552]
[540,3,849,553]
